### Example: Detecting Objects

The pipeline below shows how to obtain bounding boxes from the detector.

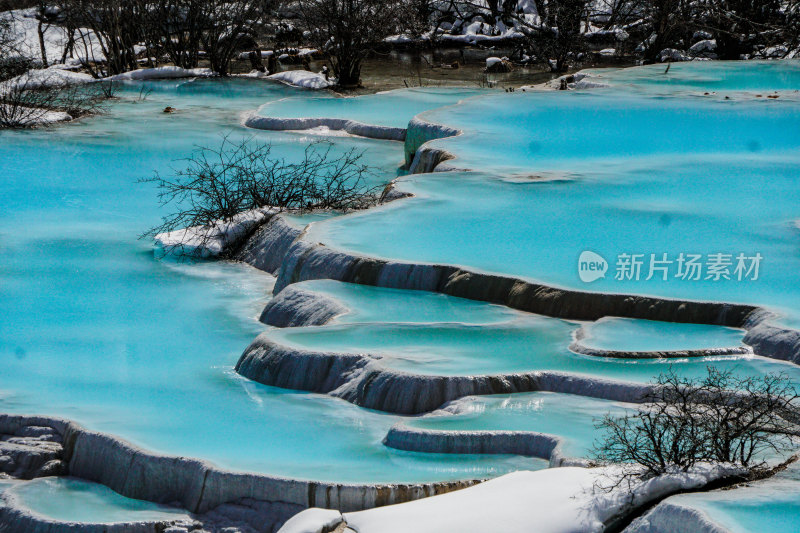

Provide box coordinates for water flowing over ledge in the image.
[227,109,800,365]
[383,425,583,468]
[0,414,477,531]
[235,334,653,414]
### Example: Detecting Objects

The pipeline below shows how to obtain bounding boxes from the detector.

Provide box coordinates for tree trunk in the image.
[37,18,49,68]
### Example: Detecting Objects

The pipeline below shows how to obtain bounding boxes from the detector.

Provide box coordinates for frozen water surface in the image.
[585,60,800,94]
[264,316,799,383]
[307,99,800,323]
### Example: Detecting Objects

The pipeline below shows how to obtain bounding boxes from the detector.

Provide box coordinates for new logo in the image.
[578,251,608,283]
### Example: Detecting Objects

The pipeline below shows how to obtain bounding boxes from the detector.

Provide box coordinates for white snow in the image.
[154,207,274,258]
[278,464,743,533]
[266,70,334,89]
[107,66,214,81]
[485,57,503,68]
[0,105,71,125]
[2,8,104,66]
[599,48,616,57]
[278,508,342,533]
[1,66,93,92]
[688,40,717,59]
[237,50,275,60]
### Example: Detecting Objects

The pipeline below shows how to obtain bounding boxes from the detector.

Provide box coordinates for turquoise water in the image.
[286,279,521,324]
[7,477,188,524]
[265,318,798,382]
[3,62,800,499]
[257,87,486,128]
[667,465,800,533]
[581,318,746,352]
[0,80,541,482]
[585,60,800,94]
[406,392,632,458]
[307,157,800,325]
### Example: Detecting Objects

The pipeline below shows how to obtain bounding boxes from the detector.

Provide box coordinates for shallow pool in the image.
[0,79,539,482]
[257,87,486,128]
[405,392,633,458]
[6,477,188,524]
[579,318,746,353]
[666,465,800,533]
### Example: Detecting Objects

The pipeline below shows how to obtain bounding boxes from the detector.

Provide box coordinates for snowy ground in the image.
[241,69,334,90]
[278,465,743,533]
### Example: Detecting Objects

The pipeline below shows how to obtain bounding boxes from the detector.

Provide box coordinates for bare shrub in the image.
[0,74,110,128]
[298,0,409,87]
[594,367,800,488]
[142,135,382,242]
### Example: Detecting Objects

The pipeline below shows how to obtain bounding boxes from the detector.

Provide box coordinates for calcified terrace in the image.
[2,62,800,533]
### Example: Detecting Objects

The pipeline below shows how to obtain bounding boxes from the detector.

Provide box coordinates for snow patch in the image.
[154,207,275,258]
[267,70,334,89]
[1,66,93,92]
[278,508,342,533]
[279,465,741,533]
[107,66,215,81]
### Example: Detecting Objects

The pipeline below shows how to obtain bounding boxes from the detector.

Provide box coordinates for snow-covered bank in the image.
[242,70,334,90]
[1,66,94,92]
[624,502,729,533]
[154,208,275,258]
[107,66,214,81]
[280,465,743,533]
[243,113,406,141]
[1,8,104,66]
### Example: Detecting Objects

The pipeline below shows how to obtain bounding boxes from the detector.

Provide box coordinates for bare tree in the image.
[196,0,273,76]
[516,0,589,72]
[298,0,408,87]
[0,75,112,128]
[594,368,800,488]
[143,136,383,251]
[700,0,799,59]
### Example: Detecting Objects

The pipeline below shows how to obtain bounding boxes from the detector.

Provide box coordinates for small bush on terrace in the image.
[142,135,382,239]
[594,367,800,487]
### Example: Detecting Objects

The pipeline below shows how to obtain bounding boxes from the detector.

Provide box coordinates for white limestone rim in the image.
[0,486,196,533]
[243,113,406,142]
[383,424,588,468]
[0,414,479,516]
[569,322,753,360]
[260,283,756,361]
[235,334,655,412]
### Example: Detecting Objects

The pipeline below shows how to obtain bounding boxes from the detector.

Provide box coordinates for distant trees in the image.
[594,368,800,486]
[52,0,274,76]
[298,0,409,87]
[515,0,589,72]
